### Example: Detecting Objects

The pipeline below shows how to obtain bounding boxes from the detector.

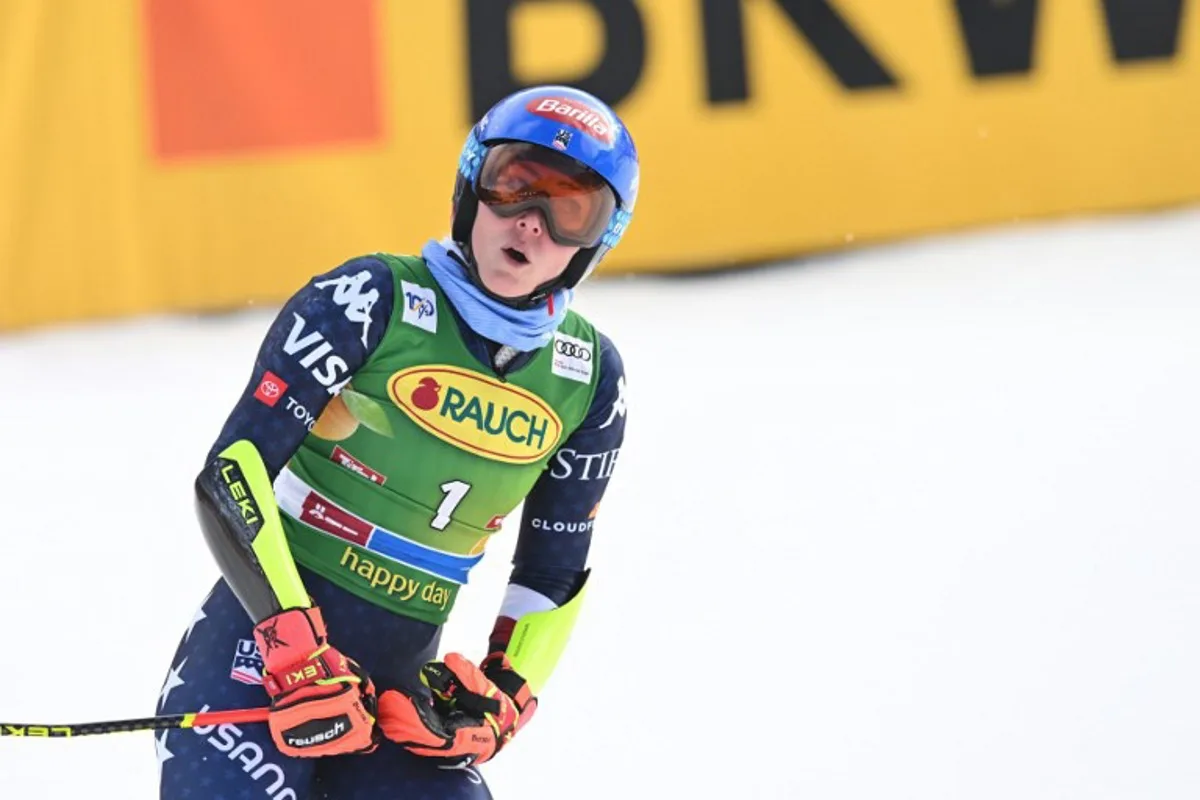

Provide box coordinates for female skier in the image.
[157,84,637,798]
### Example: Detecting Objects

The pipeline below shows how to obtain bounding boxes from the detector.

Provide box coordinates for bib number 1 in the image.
[432,480,471,531]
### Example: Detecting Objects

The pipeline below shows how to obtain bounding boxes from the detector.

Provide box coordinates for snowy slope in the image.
[2,208,1199,798]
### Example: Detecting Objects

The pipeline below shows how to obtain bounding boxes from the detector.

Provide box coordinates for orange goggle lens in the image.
[476,143,617,247]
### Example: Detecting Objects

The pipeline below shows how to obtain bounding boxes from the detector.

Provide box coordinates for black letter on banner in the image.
[1100,0,1185,62]
[953,0,1038,78]
[702,0,897,104]
[466,0,646,121]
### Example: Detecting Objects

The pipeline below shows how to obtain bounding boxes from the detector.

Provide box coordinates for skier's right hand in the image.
[253,606,378,758]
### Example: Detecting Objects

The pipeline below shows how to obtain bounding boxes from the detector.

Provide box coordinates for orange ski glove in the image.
[253,606,377,758]
[376,652,536,767]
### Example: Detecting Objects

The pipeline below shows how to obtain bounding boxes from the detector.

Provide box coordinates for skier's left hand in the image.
[377,652,537,766]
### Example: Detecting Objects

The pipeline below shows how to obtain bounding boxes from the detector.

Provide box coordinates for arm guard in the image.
[504,572,589,695]
[195,257,394,621]
[195,440,309,621]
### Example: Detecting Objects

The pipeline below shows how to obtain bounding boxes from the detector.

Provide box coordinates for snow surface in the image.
[2,209,1199,798]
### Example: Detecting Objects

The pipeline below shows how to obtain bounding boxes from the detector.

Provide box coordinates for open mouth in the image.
[502,247,528,266]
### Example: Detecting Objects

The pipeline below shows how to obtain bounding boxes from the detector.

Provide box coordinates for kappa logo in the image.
[599,375,627,429]
[314,270,379,347]
[551,332,594,384]
[400,280,438,334]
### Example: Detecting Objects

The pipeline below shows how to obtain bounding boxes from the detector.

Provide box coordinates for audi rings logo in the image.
[555,340,592,361]
[552,332,594,384]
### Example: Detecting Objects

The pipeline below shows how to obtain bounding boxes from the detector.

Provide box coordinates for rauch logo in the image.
[386,365,562,464]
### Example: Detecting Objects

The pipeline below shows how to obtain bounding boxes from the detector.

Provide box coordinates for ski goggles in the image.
[476,142,617,248]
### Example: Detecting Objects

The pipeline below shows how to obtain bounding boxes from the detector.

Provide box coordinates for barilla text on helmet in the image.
[525,97,616,145]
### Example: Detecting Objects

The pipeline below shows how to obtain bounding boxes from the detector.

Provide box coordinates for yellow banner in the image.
[3,1,1200,330]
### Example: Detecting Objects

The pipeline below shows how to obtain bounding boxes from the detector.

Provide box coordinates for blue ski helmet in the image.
[452,85,639,309]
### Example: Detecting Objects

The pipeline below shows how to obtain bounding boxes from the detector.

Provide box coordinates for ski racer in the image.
[156,84,637,799]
